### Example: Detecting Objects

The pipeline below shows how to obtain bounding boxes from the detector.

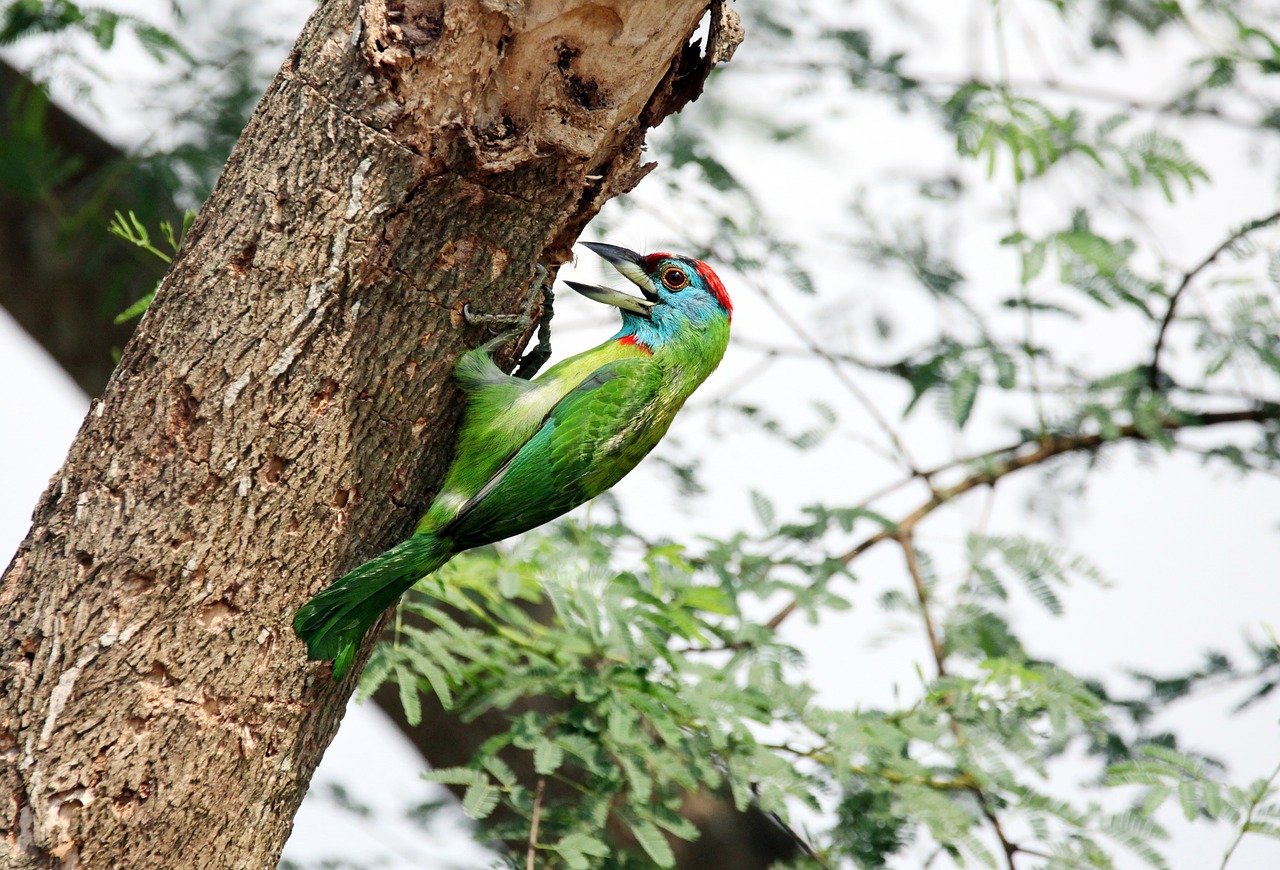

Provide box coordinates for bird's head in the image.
[567,243,733,347]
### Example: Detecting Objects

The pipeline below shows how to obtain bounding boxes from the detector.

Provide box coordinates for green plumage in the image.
[293,246,732,678]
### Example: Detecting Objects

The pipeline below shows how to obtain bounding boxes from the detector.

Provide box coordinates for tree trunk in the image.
[0,1,735,866]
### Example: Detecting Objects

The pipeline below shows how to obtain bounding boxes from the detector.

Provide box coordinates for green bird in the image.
[293,242,733,678]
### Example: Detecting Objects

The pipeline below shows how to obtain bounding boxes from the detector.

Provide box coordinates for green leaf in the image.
[645,804,701,841]
[114,290,156,325]
[559,849,590,870]
[750,490,776,531]
[628,818,676,868]
[483,755,518,788]
[135,23,190,62]
[677,585,735,615]
[1202,780,1224,818]
[950,369,980,428]
[1177,780,1200,820]
[1244,820,1280,839]
[617,752,654,803]
[462,781,500,820]
[398,640,454,710]
[534,739,564,776]
[395,665,422,726]
[992,351,1017,389]
[355,645,396,702]
[1021,239,1048,283]
[421,766,485,787]
[557,833,610,858]
[901,354,946,417]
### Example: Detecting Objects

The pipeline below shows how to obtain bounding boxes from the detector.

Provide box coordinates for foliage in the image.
[0,0,259,346]
[0,83,80,200]
[365,523,801,868]
[0,0,187,61]
[366,512,1279,869]
[107,209,195,322]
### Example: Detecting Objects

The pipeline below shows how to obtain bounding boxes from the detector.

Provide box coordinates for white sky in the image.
[3,1,1278,868]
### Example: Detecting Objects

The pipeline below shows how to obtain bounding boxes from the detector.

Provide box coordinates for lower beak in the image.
[565,281,656,316]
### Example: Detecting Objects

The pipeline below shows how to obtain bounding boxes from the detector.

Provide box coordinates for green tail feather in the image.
[293,533,451,679]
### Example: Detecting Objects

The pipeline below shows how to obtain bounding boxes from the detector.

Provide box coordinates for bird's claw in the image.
[468,265,555,368]
[464,305,527,327]
[512,282,554,380]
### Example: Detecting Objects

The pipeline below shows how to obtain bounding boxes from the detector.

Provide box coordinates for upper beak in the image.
[568,242,660,315]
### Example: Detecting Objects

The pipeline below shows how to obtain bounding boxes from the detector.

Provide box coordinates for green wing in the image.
[440,357,666,549]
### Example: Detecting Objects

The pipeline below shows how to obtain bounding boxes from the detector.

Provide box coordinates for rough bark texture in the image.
[0,1,735,866]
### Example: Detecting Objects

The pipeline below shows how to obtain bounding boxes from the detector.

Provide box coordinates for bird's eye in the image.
[661,268,687,290]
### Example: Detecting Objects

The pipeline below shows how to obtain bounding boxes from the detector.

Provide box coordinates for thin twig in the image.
[1149,209,1280,389]
[899,532,947,677]
[747,275,931,483]
[526,778,546,870]
[992,0,1044,443]
[732,335,891,372]
[1220,759,1280,870]
[901,520,1016,867]
[980,798,1020,870]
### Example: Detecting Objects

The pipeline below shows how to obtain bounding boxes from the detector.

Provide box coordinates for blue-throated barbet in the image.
[293,243,733,678]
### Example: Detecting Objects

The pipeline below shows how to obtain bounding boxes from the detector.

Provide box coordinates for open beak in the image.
[566,242,659,316]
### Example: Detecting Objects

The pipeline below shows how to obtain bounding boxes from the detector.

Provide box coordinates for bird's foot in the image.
[512,278,554,380]
[465,265,555,377]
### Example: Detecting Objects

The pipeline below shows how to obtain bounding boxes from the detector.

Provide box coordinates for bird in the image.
[293,242,733,678]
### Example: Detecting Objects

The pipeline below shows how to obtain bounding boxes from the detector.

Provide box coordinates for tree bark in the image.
[0,1,734,866]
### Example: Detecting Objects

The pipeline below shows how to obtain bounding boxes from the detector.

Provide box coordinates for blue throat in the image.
[613,299,723,350]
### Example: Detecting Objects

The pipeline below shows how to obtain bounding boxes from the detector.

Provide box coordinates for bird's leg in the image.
[464,265,554,375]
[512,280,554,380]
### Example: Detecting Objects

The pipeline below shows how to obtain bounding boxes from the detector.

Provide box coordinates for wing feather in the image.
[440,357,665,548]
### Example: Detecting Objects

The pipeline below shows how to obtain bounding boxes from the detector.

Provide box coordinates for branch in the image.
[1149,209,1280,388]
[527,778,546,870]
[1220,759,1280,870]
[899,525,1018,869]
[979,793,1019,870]
[765,407,1278,631]
[899,532,947,677]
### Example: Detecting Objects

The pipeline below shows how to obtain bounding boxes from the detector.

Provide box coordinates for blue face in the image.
[569,243,732,349]
[616,256,732,347]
